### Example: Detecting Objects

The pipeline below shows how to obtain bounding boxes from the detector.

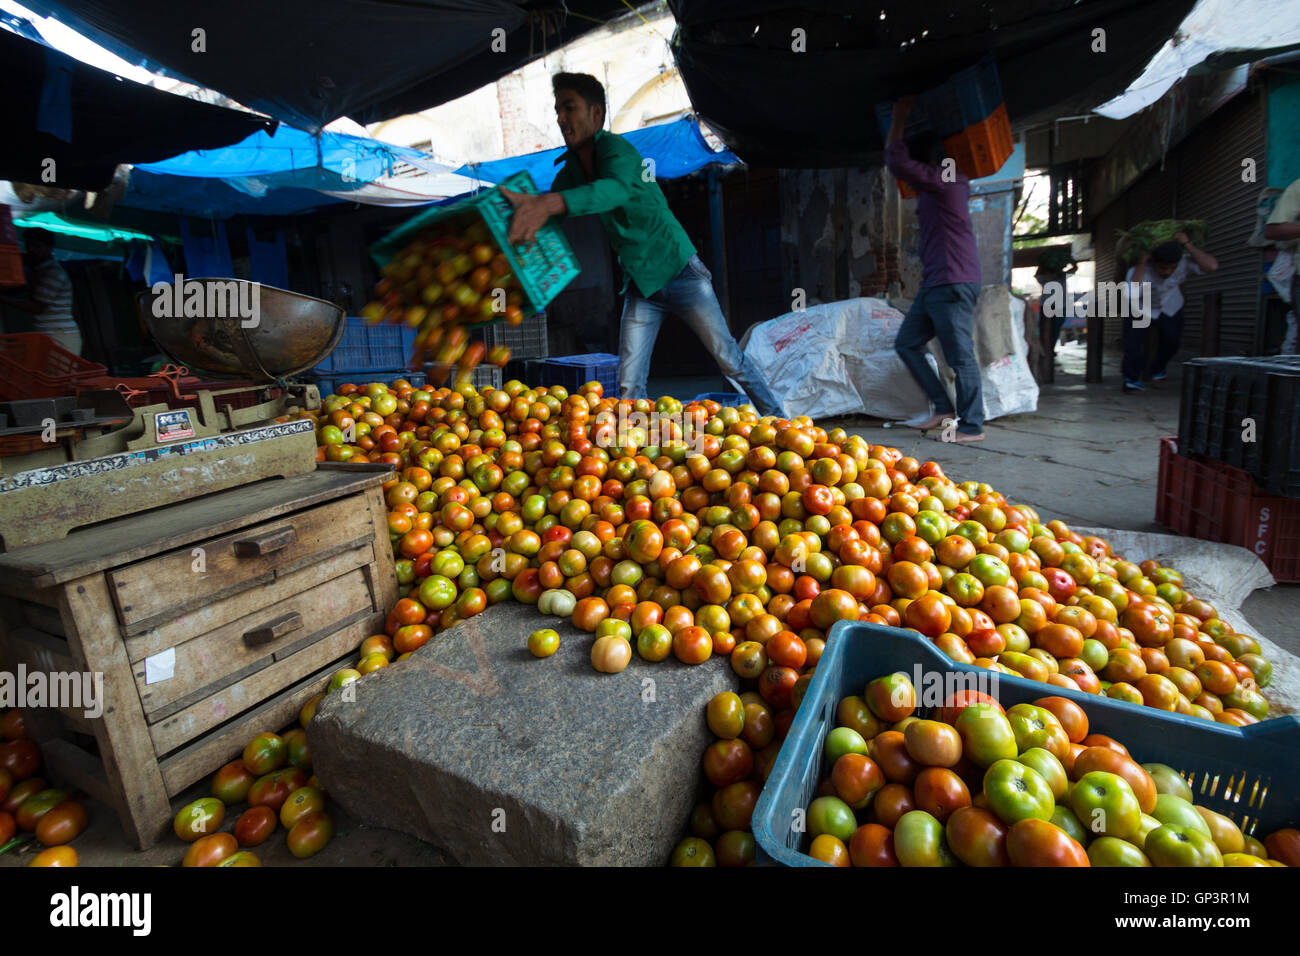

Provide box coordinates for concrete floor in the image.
[4,343,1295,867]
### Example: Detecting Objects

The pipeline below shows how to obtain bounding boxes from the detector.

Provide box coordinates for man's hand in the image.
[502,188,563,245]
[1174,230,1190,246]
[892,95,915,119]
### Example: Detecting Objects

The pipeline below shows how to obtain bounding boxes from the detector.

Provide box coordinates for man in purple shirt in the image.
[885,97,984,442]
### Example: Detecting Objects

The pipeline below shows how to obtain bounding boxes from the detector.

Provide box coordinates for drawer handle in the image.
[243,612,303,646]
[233,526,296,557]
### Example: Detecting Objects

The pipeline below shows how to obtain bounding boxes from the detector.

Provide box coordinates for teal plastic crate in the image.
[692,391,750,406]
[369,171,580,315]
[753,621,1300,866]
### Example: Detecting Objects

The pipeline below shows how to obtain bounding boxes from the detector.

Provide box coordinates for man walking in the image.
[501,72,782,416]
[1122,233,1217,392]
[1265,177,1300,313]
[885,98,985,442]
[1,228,81,354]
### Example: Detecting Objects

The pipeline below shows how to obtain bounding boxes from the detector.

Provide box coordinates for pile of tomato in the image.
[167,699,337,867]
[0,708,88,867]
[359,218,526,387]
[754,674,1299,867]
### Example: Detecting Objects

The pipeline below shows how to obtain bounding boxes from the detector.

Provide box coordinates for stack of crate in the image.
[1155,356,1300,581]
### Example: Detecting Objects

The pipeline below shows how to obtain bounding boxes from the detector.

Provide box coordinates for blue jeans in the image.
[1123,308,1182,381]
[618,255,783,417]
[894,282,984,433]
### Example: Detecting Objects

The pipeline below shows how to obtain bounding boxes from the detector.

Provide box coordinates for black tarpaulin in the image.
[668,0,1199,168]
[23,0,633,132]
[0,29,275,191]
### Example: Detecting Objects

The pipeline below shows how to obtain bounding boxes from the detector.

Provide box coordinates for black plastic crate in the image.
[476,312,548,359]
[1179,356,1300,499]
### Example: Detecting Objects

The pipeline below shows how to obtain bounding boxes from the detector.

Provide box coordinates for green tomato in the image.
[1150,793,1211,835]
[1088,836,1152,867]
[430,550,465,579]
[636,624,673,662]
[1005,703,1068,755]
[983,759,1055,826]
[946,572,984,605]
[1050,804,1089,846]
[1017,747,1069,801]
[537,588,577,617]
[1070,771,1142,841]
[954,705,1018,768]
[418,574,458,611]
[1134,813,1161,850]
[1143,763,1193,801]
[824,727,868,766]
[1144,824,1224,867]
[1079,638,1109,674]
[527,629,560,658]
[611,559,643,588]
[1221,684,1269,720]
[893,810,958,867]
[669,837,716,866]
[328,668,360,692]
[913,512,948,545]
[993,529,1030,553]
[968,554,1011,587]
[595,618,632,642]
[1235,653,1272,688]
[807,796,857,842]
[997,623,1030,654]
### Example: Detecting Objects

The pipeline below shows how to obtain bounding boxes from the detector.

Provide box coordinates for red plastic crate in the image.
[0,244,24,288]
[943,102,1013,180]
[0,333,107,400]
[1156,437,1300,583]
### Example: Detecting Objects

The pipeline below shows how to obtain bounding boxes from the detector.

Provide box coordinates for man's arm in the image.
[505,139,642,244]
[1265,181,1300,242]
[1129,254,1148,285]
[1265,222,1300,242]
[883,96,944,193]
[1175,231,1217,273]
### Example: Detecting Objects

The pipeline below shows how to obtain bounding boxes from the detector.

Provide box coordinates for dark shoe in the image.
[1123,379,1145,392]
[1150,371,1167,383]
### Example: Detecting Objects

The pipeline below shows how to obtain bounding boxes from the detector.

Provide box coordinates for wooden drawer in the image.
[148,612,376,759]
[123,542,376,663]
[107,493,376,632]
[132,564,377,721]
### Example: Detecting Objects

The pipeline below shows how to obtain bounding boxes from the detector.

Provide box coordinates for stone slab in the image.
[308,601,738,866]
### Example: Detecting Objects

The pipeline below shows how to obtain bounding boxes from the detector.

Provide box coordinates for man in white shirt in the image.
[1,229,82,355]
[1121,233,1217,392]
[1265,178,1300,307]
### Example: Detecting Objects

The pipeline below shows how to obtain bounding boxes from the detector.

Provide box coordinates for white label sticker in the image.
[145,647,176,684]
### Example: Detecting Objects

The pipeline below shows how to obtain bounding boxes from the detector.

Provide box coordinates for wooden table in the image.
[0,466,397,849]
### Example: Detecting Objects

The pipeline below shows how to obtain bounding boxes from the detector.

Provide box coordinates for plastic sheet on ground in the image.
[739,290,1038,422]
[1078,526,1298,718]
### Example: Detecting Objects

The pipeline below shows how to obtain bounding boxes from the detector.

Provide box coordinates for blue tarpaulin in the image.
[454,118,741,190]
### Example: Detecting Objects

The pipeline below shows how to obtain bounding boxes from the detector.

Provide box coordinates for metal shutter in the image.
[1174,89,1267,355]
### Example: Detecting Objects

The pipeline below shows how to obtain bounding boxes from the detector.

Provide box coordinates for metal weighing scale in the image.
[0,280,347,551]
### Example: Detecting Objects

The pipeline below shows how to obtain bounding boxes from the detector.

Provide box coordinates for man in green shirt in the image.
[502,72,781,415]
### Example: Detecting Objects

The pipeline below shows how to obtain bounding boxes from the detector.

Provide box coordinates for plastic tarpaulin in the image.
[668,0,1197,167]
[121,169,346,220]
[22,1,633,131]
[0,27,274,190]
[1095,0,1300,119]
[454,118,741,190]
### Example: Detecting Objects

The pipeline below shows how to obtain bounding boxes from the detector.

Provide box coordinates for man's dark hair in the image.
[907,132,945,166]
[1151,240,1182,265]
[552,72,606,117]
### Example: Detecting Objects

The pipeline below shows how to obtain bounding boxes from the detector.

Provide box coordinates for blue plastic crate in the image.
[313,317,417,373]
[537,352,619,397]
[753,622,1300,867]
[692,391,750,406]
[874,55,1003,141]
[306,368,425,399]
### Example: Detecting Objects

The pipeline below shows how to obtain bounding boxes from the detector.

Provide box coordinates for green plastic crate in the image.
[369,171,580,316]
